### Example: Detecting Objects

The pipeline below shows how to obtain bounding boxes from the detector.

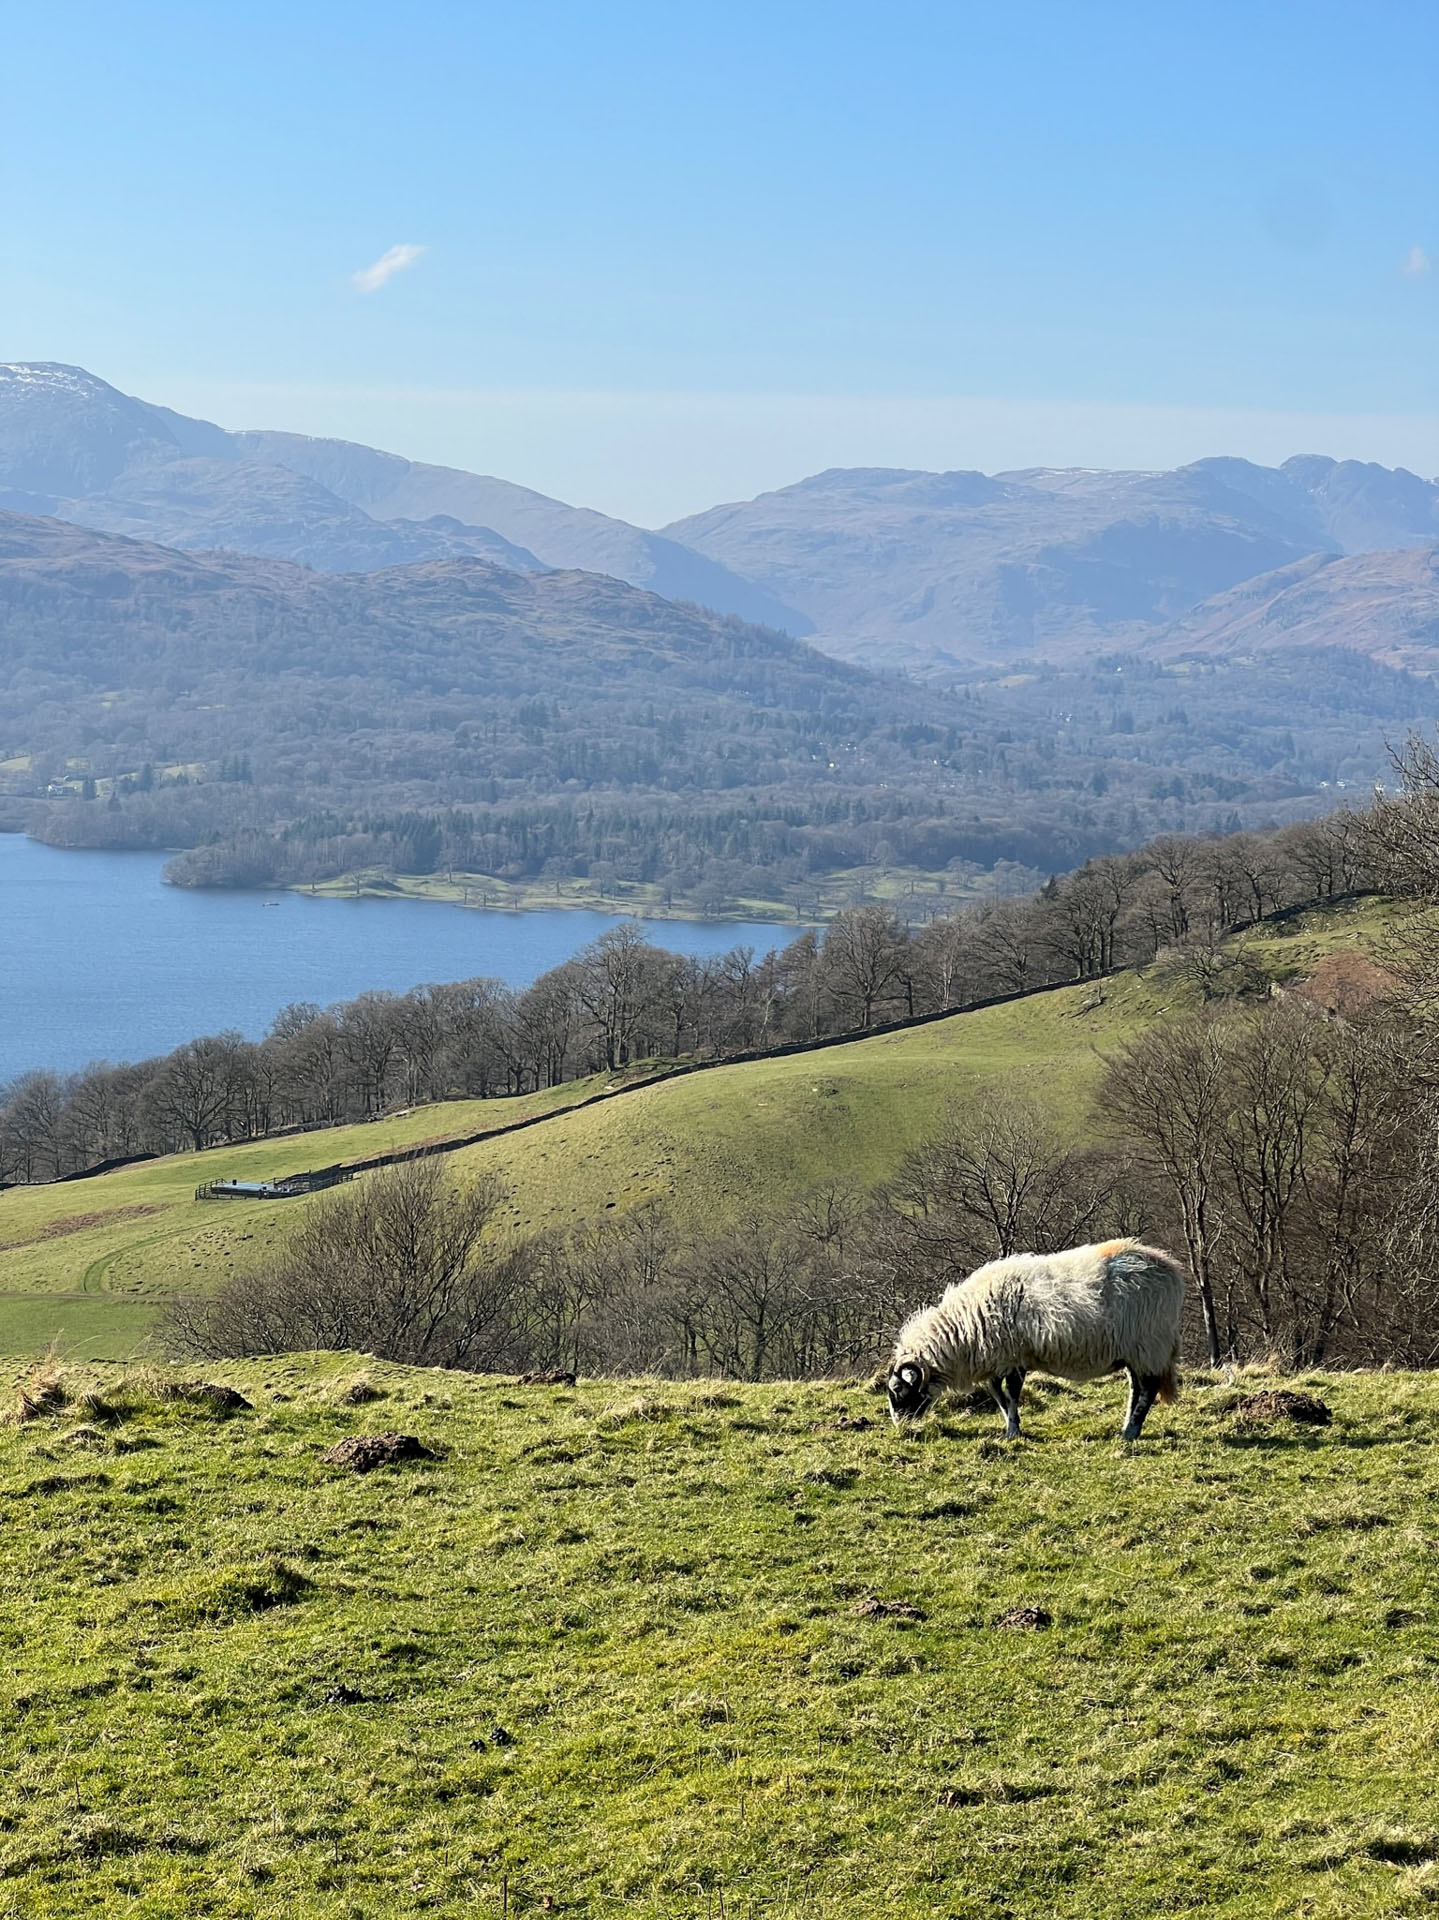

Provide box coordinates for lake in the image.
[0,835,797,1081]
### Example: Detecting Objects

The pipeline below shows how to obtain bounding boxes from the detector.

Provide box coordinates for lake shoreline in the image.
[283,862,990,926]
[288,866,810,925]
[0,836,799,1080]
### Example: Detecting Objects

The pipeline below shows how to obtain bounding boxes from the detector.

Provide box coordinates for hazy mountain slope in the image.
[1,456,543,574]
[1152,546,1439,674]
[0,365,544,576]
[236,429,812,631]
[664,463,1331,670]
[1188,455,1439,554]
[0,508,913,822]
[0,509,840,699]
[0,364,805,626]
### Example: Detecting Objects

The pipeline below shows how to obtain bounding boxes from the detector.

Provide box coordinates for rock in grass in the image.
[1233,1390,1332,1427]
[994,1605,1052,1631]
[322,1432,440,1473]
[852,1594,926,1621]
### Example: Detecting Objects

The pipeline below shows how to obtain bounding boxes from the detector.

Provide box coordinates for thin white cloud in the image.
[1400,245,1432,278]
[351,243,427,294]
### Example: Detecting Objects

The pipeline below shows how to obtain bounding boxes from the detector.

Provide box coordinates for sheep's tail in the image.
[1156,1358,1181,1406]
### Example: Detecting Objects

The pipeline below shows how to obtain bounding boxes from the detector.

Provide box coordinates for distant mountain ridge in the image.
[2,360,1437,675]
[0,364,805,630]
[1150,545,1439,675]
[666,458,1439,672]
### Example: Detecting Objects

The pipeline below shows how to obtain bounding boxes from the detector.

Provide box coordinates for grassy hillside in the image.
[0,895,1396,1361]
[456,968,1159,1238]
[3,1356,1437,1916]
[0,1081,599,1359]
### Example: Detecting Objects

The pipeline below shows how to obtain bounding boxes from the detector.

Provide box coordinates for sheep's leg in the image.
[989,1371,1023,1440]
[1001,1368,1025,1439]
[1121,1370,1161,1441]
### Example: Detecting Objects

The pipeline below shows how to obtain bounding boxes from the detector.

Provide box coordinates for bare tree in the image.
[879,1096,1129,1290]
[821,907,910,1030]
[1367,732,1439,899]
[0,1071,70,1181]
[166,1159,522,1368]
[143,1034,249,1151]
[571,924,679,1068]
[1216,1005,1327,1355]
[1102,1014,1230,1364]
[336,992,405,1115]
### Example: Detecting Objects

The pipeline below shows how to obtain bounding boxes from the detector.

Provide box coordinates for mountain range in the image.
[0,364,803,631]
[2,360,1437,677]
[667,459,1439,672]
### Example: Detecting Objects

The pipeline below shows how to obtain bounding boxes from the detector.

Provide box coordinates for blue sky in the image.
[2,0,1435,520]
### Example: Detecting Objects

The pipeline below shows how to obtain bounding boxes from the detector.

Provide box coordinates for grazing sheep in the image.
[887,1239,1183,1440]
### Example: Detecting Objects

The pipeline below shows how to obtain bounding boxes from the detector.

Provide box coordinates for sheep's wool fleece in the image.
[895,1239,1182,1387]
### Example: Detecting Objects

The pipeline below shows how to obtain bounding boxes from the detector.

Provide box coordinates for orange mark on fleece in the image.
[1096,1238,1133,1260]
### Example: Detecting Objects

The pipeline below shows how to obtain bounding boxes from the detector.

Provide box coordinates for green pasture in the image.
[453,969,1159,1238]
[3,1358,1437,1916]
[0,1081,598,1358]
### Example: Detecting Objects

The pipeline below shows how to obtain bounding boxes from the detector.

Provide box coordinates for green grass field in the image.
[3,1357,1437,1917]
[0,1080,602,1359]
[0,895,1400,1362]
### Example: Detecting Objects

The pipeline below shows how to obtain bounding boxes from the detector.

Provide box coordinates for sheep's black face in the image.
[887,1360,934,1425]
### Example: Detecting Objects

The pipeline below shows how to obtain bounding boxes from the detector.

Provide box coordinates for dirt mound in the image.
[1291,951,1395,1019]
[1233,1390,1332,1426]
[519,1370,577,1387]
[338,1378,385,1405]
[834,1413,873,1431]
[152,1379,252,1414]
[322,1432,440,1473]
[852,1594,926,1621]
[994,1606,1052,1631]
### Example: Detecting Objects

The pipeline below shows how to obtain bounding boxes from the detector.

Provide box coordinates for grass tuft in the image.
[148,1558,315,1626]
[594,1393,677,1428]
[13,1354,69,1422]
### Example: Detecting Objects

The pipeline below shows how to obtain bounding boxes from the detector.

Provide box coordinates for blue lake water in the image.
[0,834,797,1081]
